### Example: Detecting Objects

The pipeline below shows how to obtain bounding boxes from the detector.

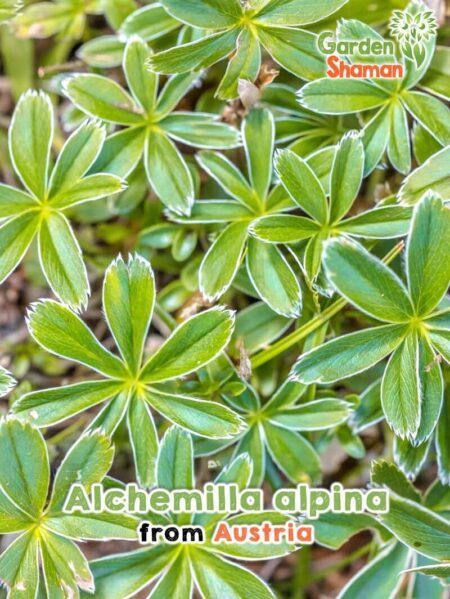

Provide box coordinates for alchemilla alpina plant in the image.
[0,0,449,597]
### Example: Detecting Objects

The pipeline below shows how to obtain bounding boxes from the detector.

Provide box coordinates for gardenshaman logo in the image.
[317,3,438,80]
[389,6,438,67]
[317,32,404,79]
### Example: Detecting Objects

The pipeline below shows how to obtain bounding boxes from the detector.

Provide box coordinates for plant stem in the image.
[251,241,405,368]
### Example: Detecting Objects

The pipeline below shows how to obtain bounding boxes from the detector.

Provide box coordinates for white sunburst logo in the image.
[389,1,438,67]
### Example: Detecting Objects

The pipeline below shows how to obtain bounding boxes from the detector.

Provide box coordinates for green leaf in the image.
[232,302,291,355]
[148,29,239,74]
[40,530,94,597]
[0,419,49,517]
[275,149,327,223]
[257,27,324,81]
[145,389,243,438]
[27,300,127,378]
[157,425,193,491]
[161,113,240,149]
[271,398,351,431]
[51,173,124,210]
[313,512,389,550]
[329,131,364,223]
[92,126,146,178]
[119,4,179,42]
[0,184,38,218]
[0,531,39,599]
[300,79,389,114]
[88,390,130,436]
[324,237,413,323]
[412,123,442,165]
[402,90,450,146]
[399,146,450,205]
[38,212,89,311]
[103,254,155,373]
[64,74,144,125]
[404,563,450,582]
[371,460,422,503]
[381,333,420,440]
[160,0,241,28]
[250,215,320,243]
[127,395,158,488]
[49,431,114,512]
[149,552,192,598]
[293,324,407,384]
[419,46,450,100]
[255,0,347,25]
[387,99,411,175]
[436,391,450,485]
[394,437,430,480]
[338,206,412,239]
[141,307,234,382]
[217,28,261,100]
[200,221,248,301]
[0,500,30,538]
[13,380,124,427]
[196,151,255,208]
[77,35,124,68]
[9,90,53,199]
[339,542,409,599]
[155,73,200,120]
[407,192,450,316]
[362,105,390,176]
[144,129,194,216]
[263,421,321,483]
[352,379,383,432]
[243,108,274,202]
[88,545,174,599]
[45,512,138,541]
[380,493,450,561]
[0,367,15,398]
[247,237,302,317]
[190,549,275,599]
[0,210,39,284]
[123,36,157,114]
[415,340,443,444]
[48,119,106,201]
[233,427,265,487]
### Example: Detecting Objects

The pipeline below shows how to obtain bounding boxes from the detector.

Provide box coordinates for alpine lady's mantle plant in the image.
[86,426,292,599]
[299,5,450,175]
[0,0,449,596]
[13,254,243,487]
[0,91,124,310]
[251,131,411,289]
[64,36,241,216]
[0,419,137,597]
[293,192,450,443]
[148,0,348,99]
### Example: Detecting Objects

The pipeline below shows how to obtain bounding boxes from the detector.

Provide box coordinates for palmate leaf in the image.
[406,192,450,316]
[149,0,345,97]
[0,420,136,598]
[0,91,125,309]
[298,18,446,174]
[65,37,239,216]
[15,254,243,484]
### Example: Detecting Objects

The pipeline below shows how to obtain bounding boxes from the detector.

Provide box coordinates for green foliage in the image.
[13,254,242,486]
[0,418,137,596]
[0,0,448,597]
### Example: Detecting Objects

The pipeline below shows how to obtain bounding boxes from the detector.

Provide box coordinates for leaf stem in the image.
[251,241,405,368]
